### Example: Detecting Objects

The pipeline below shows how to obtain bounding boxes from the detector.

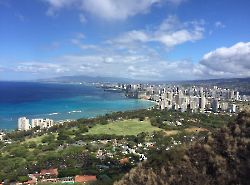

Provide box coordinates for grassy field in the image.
[87,119,162,136]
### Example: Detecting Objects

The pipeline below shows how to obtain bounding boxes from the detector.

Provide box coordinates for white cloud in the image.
[127,65,161,79]
[110,15,204,47]
[214,21,225,28]
[70,33,100,50]
[15,63,68,74]
[78,44,99,50]
[12,41,250,80]
[112,30,149,43]
[44,0,76,16]
[43,0,186,20]
[156,29,202,47]
[199,42,250,78]
[80,0,161,20]
[71,39,99,50]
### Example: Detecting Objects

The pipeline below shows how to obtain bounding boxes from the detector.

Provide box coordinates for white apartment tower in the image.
[18,117,30,131]
[235,91,240,101]
[31,118,54,129]
[230,104,237,113]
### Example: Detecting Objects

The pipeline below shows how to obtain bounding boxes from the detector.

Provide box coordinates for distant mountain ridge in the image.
[39,76,250,94]
[177,77,250,85]
[40,75,250,84]
[39,75,138,83]
[177,77,250,95]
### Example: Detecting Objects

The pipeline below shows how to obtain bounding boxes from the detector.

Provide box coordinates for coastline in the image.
[138,98,158,108]
[1,100,155,133]
[0,82,156,131]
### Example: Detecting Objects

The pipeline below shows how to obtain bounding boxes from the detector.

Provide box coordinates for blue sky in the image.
[0,0,250,81]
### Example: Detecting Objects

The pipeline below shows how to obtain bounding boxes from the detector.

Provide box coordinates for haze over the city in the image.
[0,0,250,81]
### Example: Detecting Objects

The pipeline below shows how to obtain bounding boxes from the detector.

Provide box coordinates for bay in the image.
[0,82,154,130]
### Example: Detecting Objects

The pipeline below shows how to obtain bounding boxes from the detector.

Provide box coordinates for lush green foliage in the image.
[0,108,235,183]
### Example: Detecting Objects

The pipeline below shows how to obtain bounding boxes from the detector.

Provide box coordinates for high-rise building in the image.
[180,102,187,112]
[199,87,203,92]
[189,96,199,111]
[211,99,219,112]
[220,102,229,111]
[160,100,165,110]
[228,90,234,99]
[18,117,30,131]
[166,100,172,110]
[230,104,236,113]
[166,92,173,101]
[235,91,240,101]
[199,96,206,112]
[31,118,54,129]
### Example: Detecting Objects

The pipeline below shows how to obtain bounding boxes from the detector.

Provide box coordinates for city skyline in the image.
[0,0,250,81]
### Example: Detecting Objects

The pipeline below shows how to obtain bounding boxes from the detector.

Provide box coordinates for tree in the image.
[17,176,29,183]
[28,141,37,148]
[0,171,6,182]
[58,168,81,178]
[9,146,28,158]
[78,125,89,133]
[42,134,55,143]
[57,131,70,141]
[138,116,145,121]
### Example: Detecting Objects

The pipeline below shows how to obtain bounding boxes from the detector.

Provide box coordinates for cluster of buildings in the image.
[91,131,191,167]
[18,117,54,131]
[4,168,97,185]
[95,139,149,163]
[155,86,239,113]
[114,83,248,113]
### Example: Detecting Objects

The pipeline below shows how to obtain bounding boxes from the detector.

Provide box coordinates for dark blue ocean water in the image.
[0,82,154,130]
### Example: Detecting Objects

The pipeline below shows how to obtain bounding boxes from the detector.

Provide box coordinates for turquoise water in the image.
[0,82,154,130]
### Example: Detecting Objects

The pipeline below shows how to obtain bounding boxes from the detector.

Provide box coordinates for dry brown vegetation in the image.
[115,111,250,185]
[164,127,208,136]
[184,127,208,133]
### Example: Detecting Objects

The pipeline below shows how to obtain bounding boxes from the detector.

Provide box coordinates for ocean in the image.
[0,81,154,130]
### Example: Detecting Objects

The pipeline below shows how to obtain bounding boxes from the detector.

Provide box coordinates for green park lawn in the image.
[87,119,162,136]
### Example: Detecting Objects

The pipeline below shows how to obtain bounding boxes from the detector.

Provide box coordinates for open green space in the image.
[86,119,162,136]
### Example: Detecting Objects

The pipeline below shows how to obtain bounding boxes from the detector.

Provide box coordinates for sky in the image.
[0,0,250,81]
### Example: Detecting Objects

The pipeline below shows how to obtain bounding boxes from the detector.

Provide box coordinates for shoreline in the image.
[0,82,156,131]
[137,98,158,108]
[0,98,155,132]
